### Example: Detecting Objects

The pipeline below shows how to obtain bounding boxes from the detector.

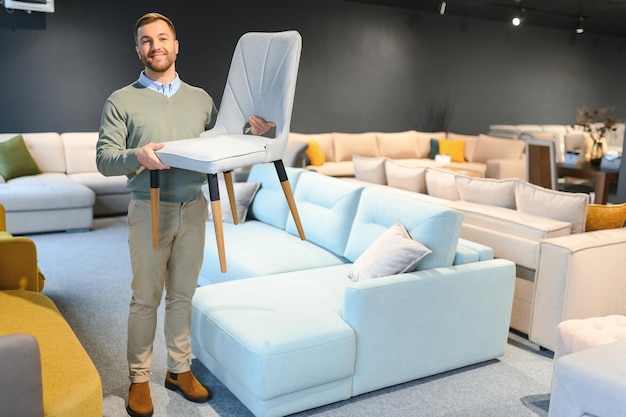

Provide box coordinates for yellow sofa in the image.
[0,204,102,417]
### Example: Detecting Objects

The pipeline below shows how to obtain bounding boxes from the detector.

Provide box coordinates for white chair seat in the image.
[158,134,270,174]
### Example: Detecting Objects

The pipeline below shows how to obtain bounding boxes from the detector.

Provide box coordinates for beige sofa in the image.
[0,132,129,234]
[289,130,526,179]
[344,164,626,352]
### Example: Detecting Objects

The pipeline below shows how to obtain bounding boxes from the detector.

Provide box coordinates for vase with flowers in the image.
[574,106,622,166]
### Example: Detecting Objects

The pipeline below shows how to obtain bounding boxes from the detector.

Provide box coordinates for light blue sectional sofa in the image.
[191,164,516,417]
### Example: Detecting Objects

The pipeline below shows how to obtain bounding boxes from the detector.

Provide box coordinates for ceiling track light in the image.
[439,1,446,16]
[512,6,525,27]
[576,15,584,34]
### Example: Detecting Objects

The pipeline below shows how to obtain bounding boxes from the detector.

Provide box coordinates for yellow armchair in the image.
[0,204,45,291]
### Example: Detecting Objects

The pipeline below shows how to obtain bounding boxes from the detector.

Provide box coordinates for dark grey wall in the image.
[1,0,625,135]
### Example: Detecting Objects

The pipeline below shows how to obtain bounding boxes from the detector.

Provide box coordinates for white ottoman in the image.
[554,315,626,362]
[548,338,626,417]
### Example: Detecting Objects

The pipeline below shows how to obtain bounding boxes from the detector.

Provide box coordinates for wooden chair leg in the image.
[150,170,160,251]
[208,174,227,272]
[223,171,238,225]
[274,160,305,240]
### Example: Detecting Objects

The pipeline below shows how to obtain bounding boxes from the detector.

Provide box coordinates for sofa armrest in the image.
[343,259,515,395]
[485,158,525,179]
[529,228,626,351]
[0,236,44,291]
[0,334,44,417]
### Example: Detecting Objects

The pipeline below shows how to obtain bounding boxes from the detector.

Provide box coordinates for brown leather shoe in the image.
[165,370,211,402]
[127,381,154,417]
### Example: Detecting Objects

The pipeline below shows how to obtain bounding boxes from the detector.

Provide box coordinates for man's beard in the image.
[142,54,175,74]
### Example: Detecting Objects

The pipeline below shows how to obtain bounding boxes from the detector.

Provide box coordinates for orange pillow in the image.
[305,140,325,166]
[585,203,626,231]
[438,139,466,163]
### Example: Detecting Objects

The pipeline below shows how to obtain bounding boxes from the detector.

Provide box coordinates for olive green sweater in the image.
[97,81,218,202]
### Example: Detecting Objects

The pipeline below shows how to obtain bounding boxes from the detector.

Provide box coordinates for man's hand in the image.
[136,143,170,170]
[248,115,276,136]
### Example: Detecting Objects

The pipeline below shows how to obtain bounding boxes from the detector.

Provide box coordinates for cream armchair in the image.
[0,204,45,291]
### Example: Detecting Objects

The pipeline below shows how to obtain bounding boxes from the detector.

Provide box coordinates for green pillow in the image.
[0,135,42,180]
[428,138,439,160]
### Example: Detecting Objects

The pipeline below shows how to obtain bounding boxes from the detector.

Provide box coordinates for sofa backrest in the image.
[285,171,364,256]
[61,132,99,174]
[343,187,463,270]
[247,164,306,229]
[0,133,66,173]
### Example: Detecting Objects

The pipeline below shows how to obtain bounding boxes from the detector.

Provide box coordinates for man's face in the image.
[135,19,179,75]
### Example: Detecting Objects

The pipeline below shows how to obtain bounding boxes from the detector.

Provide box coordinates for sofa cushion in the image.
[204,179,260,224]
[585,203,626,231]
[347,222,431,281]
[61,132,99,174]
[353,155,387,185]
[425,168,461,200]
[376,131,419,159]
[333,132,378,161]
[515,180,589,234]
[428,138,439,159]
[439,139,466,162]
[344,188,462,270]
[0,133,66,174]
[471,134,525,163]
[191,267,356,400]
[455,176,516,209]
[384,159,426,193]
[286,171,364,257]
[289,132,335,162]
[247,164,305,229]
[304,139,326,166]
[0,135,42,180]
[0,173,95,211]
[446,132,478,162]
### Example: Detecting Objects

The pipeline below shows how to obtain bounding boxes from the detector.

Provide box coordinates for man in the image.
[97,12,273,417]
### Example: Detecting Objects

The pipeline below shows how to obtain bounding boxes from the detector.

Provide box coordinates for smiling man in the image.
[96,12,272,417]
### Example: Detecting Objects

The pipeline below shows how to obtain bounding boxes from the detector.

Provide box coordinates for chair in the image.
[0,204,45,291]
[525,138,595,198]
[154,31,304,272]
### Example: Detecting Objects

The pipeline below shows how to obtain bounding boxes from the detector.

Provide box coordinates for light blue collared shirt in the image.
[138,71,181,97]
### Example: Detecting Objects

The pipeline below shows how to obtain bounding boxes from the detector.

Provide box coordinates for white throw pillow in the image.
[425,168,461,200]
[353,155,387,185]
[205,180,261,223]
[384,159,427,193]
[347,222,432,282]
[456,176,516,208]
[514,180,589,233]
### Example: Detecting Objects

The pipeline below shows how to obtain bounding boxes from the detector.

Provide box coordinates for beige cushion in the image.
[384,159,426,193]
[514,180,589,234]
[376,131,419,159]
[61,132,99,174]
[554,315,626,362]
[353,155,387,184]
[333,132,378,161]
[415,131,446,158]
[471,134,525,163]
[347,222,431,282]
[425,168,460,200]
[456,176,516,209]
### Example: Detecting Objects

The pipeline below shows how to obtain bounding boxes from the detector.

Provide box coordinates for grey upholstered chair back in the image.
[214,31,302,162]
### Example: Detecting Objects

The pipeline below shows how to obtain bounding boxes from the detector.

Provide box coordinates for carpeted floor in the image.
[28,216,554,417]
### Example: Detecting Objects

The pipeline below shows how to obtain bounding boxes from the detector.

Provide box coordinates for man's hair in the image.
[134,12,176,45]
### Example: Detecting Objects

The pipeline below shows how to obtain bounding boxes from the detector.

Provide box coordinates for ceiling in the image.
[347,0,626,38]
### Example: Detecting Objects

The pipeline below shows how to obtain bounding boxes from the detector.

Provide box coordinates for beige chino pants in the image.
[126,195,208,383]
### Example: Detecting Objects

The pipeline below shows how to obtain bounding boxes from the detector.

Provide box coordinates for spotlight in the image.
[512,6,525,27]
[576,15,584,34]
[439,1,446,16]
